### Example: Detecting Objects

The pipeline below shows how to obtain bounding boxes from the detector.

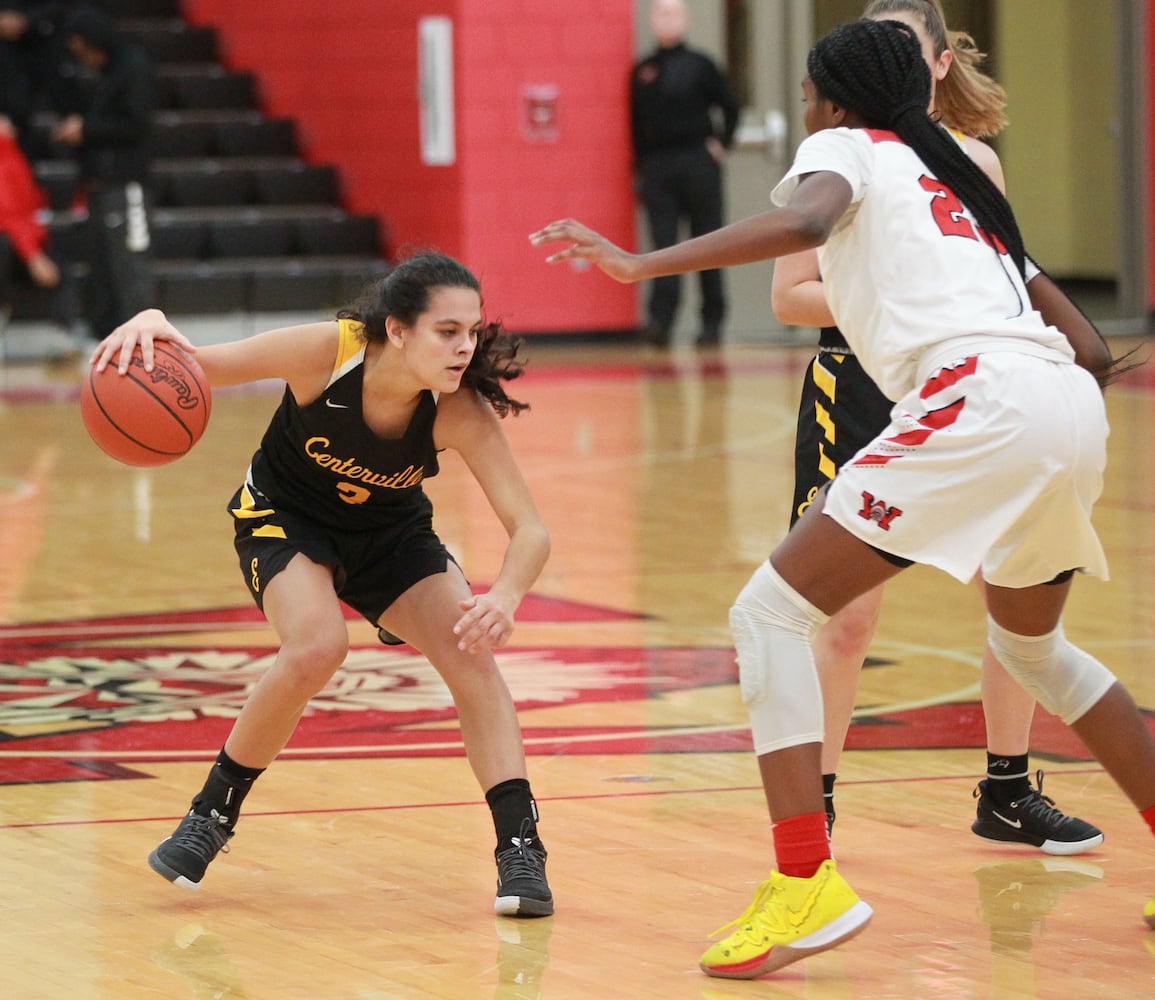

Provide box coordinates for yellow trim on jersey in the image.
[231,483,275,519]
[252,525,288,539]
[327,318,368,390]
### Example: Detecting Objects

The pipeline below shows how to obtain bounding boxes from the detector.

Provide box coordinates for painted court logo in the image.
[858,491,903,531]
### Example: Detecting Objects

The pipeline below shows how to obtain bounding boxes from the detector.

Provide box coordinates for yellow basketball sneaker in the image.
[699,859,873,979]
[1143,895,1155,930]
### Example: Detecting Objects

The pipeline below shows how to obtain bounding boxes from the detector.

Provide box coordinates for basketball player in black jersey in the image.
[92,252,554,917]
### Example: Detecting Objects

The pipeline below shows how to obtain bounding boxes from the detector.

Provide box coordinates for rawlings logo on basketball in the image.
[858,491,903,530]
[132,353,205,410]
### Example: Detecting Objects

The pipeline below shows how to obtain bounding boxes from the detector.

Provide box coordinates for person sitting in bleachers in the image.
[0,112,61,340]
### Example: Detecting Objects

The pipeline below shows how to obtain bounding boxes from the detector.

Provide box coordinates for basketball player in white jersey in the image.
[774,0,1105,853]
[531,16,1155,980]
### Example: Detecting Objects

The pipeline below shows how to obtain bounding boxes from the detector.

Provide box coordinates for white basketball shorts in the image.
[823,352,1109,588]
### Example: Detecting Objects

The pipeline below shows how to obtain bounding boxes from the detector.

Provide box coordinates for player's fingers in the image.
[529,219,583,245]
[138,334,156,372]
[116,335,140,374]
[91,339,116,372]
[452,607,477,639]
[545,247,579,265]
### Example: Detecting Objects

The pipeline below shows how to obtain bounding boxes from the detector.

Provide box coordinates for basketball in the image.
[80,342,212,467]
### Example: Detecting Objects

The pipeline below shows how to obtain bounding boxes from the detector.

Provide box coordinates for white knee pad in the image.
[986,616,1117,724]
[729,560,830,755]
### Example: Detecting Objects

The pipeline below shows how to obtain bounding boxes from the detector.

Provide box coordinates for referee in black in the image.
[630,0,739,348]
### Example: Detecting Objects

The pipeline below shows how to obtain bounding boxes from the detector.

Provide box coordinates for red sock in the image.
[772,812,831,878]
[1140,803,1155,837]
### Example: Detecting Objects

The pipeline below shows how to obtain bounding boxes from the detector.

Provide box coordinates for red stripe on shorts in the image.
[919,355,979,399]
[853,383,970,465]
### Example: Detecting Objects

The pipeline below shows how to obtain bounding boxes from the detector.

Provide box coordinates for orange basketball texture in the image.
[80,343,212,466]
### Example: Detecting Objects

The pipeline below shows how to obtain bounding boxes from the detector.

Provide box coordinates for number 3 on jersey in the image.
[337,482,371,505]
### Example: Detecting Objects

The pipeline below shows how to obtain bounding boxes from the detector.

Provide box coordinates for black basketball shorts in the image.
[228,484,458,629]
[790,349,894,526]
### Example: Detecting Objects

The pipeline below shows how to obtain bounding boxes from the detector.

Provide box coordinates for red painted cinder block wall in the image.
[182,0,638,333]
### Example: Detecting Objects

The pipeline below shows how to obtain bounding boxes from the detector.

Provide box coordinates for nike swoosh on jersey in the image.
[325,399,349,409]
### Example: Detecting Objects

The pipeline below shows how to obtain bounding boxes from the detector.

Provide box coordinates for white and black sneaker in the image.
[494,818,553,917]
[971,770,1103,856]
[148,809,233,889]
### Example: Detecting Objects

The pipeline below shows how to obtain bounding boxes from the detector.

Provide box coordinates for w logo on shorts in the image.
[858,492,903,531]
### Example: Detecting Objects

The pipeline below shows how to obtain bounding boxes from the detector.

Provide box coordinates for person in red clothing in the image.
[0,118,60,318]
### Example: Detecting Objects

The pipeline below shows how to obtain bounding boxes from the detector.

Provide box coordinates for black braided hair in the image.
[807,18,1025,277]
[337,250,529,417]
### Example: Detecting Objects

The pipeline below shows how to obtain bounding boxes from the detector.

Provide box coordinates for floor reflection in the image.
[153,922,247,998]
[973,857,1104,955]
[494,915,553,1000]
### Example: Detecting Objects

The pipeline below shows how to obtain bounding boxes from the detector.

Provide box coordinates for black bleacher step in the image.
[100,0,182,17]
[253,163,338,205]
[151,113,297,159]
[153,255,387,277]
[28,110,296,161]
[156,68,258,111]
[153,159,337,209]
[208,218,297,258]
[119,22,219,65]
[39,157,341,213]
[34,161,79,211]
[158,167,254,208]
[153,257,387,315]
[214,118,296,157]
[152,205,353,225]
[148,117,217,158]
[295,215,379,256]
[47,207,366,255]
[150,220,208,260]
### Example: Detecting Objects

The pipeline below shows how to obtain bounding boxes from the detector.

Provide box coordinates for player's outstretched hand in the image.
[529,218,643,283]
[91,308,198,375]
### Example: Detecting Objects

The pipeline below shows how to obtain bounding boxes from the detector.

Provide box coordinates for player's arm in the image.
[963,136,1007,194]
[1024,263,1115,382]
[771,249,834,328]
[435,389,550,653]
[196,324,339,402]
[91,309,338,400]
[531,171,852,281]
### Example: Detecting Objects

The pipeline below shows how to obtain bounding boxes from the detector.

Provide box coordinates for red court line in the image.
[0,766,1108,832]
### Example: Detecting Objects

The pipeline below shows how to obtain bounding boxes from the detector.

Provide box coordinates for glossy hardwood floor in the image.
[1,330,1153,999]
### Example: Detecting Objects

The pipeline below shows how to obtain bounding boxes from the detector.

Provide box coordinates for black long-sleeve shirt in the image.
[74,41,155,184]
[630,42,740,159]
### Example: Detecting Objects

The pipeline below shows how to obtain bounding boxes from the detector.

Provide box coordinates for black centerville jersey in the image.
[244,319,440,530]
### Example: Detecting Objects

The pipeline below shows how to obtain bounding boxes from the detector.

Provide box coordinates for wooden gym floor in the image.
[0,331,1153,999]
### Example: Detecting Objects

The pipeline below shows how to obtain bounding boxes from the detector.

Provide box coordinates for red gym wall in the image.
[181,0,638,334]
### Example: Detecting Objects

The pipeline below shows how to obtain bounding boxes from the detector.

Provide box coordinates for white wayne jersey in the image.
[771,127,1073,402]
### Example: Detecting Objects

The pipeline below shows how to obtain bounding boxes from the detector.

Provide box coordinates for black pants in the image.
[0,233,16,309]
[0,232,76,328]
[81,182,155,338]
[637,144,726,336]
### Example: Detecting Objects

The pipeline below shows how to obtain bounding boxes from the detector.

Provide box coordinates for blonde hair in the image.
[864,0,1008,137]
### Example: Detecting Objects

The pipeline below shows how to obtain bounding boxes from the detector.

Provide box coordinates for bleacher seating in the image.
[17,0,387,321]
